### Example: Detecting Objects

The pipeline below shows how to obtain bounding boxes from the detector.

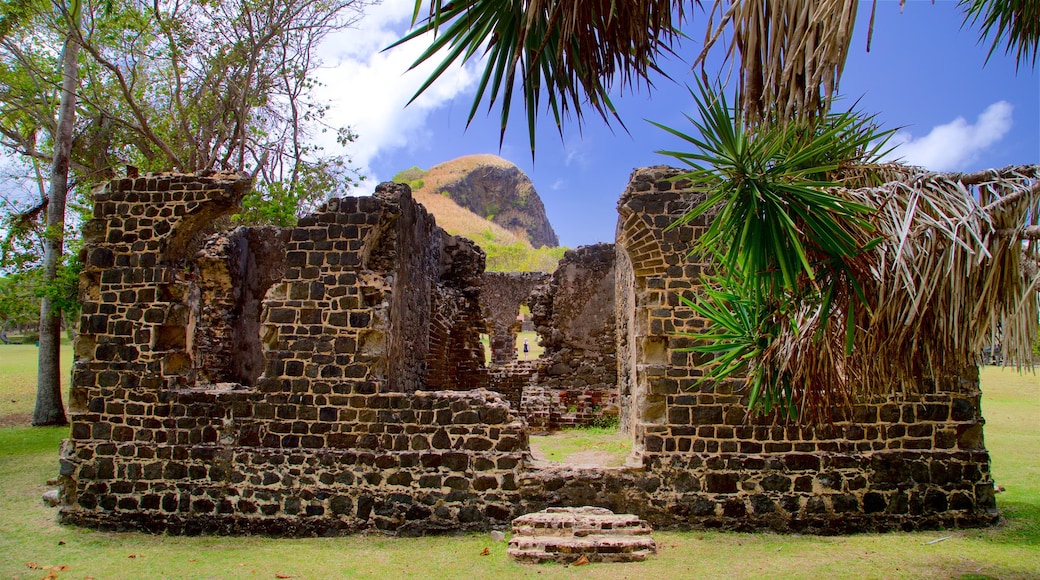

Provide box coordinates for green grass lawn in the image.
[0,340,73,424]
[0,350,1037,578]
[480,330,546,364]
[530,426,631,467]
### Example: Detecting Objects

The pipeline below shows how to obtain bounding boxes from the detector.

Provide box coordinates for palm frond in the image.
[960,0,1040,70]
[390,0,688,154]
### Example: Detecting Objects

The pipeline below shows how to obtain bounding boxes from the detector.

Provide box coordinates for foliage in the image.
[482,239,565,273]
[588,413,620,430]
[654,84,889,298]
[655,83,892,420]
[394,1,1038,152]
[391,0,683,153]
[233,136,361,227]
[0,0,371,215]
[657,83,1039,423]
[392,166,428,192]
[960,0,1040,69]
[0,269,42,329]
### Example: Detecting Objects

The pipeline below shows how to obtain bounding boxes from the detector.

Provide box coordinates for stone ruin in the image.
[481,244,619,430]
[56,167,998,536]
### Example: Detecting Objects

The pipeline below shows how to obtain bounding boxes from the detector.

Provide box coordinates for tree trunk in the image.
[33,33,79,427]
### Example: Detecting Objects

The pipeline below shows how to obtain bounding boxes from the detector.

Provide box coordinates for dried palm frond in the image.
[847,163,1040,397]
[660,83,1039,423]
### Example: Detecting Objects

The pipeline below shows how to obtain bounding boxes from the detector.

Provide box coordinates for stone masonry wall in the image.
[60,169,999,536]
[595,166,998,532]
[522,244,618,430]
[479,272,548,364]
[61,175,527,535]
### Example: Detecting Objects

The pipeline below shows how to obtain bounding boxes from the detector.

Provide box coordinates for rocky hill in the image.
[405,155,559,248]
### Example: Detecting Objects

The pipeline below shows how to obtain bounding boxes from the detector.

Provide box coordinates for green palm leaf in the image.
[389,0,684,154]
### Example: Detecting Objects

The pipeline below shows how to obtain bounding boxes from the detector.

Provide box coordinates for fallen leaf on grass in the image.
[479,547,490,556]
[573,555,590,566]
[275,574,294,578]
[27,562,40,569]
[57,541,66,546]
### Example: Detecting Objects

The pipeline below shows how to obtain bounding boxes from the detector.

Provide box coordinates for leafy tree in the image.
[0,0,375,425]
[0,269,40,342]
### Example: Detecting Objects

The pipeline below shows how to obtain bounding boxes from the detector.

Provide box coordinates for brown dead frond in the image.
[755,163,1038,422]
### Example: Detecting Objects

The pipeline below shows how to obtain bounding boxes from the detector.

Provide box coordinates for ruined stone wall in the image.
[600,166,997,532]
[522,244,618,429]
[60,169,998,537]
[487,360,537,410]
[195,226,289,386]
[479,272,548,364]
[61,175,525,535]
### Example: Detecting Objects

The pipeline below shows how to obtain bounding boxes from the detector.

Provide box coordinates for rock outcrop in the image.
[416,155,559,248]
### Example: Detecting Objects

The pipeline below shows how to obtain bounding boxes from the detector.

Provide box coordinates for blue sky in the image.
[316,0,1039,248]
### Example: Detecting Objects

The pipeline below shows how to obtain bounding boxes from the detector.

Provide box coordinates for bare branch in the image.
[983,180,1040,214]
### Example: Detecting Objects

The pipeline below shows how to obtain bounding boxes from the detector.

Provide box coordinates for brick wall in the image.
[62,175,524,535]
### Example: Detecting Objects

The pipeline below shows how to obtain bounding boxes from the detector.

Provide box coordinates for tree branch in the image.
[983,180,1040,214]
[67,22,185,170]
[947,164,1040,186]
[995,225,1040,240]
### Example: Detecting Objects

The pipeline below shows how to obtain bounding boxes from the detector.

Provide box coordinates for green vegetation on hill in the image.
[479,233,566,272]
[392,167,428,192]
[393,166,565,273]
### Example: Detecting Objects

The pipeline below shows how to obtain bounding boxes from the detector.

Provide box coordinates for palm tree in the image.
[393,0,1040,422]
[393,0,1037,143]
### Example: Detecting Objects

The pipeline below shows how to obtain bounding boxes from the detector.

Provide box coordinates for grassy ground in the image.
[0,353,1037,578]
[530,426,631,467]
[0,340,72,425]
[480,330,546,364]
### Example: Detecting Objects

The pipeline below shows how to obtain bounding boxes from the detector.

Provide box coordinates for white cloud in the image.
[311,0,480,184]
[887,101,1014,171]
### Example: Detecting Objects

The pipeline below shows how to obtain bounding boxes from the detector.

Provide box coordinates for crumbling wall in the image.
[61,168,999,537]
[522,244,618,430]
[61,175,526,535]
[426,235,488,391]
[195,226,289,386]
[479,272,548,364]
[577,165,998,533]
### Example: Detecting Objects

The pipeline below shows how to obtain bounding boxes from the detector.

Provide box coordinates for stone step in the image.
[508,506,656,564]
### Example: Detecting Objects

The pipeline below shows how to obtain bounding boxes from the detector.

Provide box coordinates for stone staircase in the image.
[507,506,656,564]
